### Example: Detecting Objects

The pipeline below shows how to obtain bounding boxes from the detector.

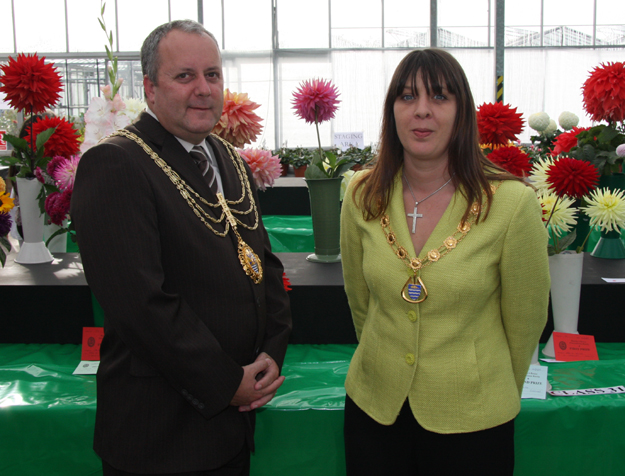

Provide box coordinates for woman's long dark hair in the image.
[354,48,518,223]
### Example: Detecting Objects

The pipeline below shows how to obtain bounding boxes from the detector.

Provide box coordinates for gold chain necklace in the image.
[112,129,263,284]
[381,183,499,303]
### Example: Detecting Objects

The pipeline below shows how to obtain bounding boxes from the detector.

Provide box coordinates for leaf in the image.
[35,127,57,152]
[558,229,577,251]
[304,163,328,179]
[324,150,337,169]
[2,134,29,151]
[598,126,618,144]
[547,244,557,256]
[45,228,68,248]
[98,18,106,32]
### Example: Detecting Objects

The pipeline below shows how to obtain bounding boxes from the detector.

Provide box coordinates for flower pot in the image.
[14,177,54,264]
[293,165,307,177]
[43,221,68,254]
[305,177,342,263]
[280,163,289,177]
[542,251,583,358]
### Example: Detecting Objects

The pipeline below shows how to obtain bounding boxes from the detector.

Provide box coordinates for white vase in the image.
[43,221,68,253]
[14,177,54,264]
[542,251,584,357]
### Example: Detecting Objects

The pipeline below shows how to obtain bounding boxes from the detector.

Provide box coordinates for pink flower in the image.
[212,89,263,148]
[292,78,340,124]
[51,155,81,191]
[45,189,72,226]
[237,148,281,191]
[47,155,67,177]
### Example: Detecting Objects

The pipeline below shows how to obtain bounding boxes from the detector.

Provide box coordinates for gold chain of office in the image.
[381,182,500,303]
[111,129,263,284]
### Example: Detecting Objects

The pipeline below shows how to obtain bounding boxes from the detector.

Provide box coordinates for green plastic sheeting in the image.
[2,343,625,475]
[263,215,314,253]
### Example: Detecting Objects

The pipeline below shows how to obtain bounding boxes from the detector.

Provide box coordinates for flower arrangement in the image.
[0,177,15,266]
[524,111,580,162]
[292,78,355,178]
[213,89,263,148]
[237,148,281,191]
[0,53,70,177]
[568,62,625,175]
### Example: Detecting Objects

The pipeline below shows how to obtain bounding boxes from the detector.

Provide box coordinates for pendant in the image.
[238,239,263,284]
[402,274,427,303]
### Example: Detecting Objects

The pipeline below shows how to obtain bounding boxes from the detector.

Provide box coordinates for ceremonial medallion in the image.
[402,274,427,303]
[238,240,263,284]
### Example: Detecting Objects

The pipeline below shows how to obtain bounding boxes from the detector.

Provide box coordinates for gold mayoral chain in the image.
[381,183,500,304]
[112,129,264,284]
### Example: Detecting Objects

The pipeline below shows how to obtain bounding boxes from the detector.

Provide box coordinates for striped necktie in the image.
[190,145,218,194]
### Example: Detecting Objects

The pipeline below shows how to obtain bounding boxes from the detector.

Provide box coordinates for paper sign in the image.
[601,278,625,283]
[549,385,625,397]
[553,332,599,362]
[521,364,549,399]
[0,130,6,151]
[334,132,364,151]
[73,361,100,375]
[81,327,104,361]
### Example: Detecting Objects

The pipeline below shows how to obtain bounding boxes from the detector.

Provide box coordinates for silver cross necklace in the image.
[403,172,455,234]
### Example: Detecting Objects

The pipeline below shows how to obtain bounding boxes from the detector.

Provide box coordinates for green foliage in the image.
[0,235,11,267]
[569,123,625,175]
[305,149,357,179]
[0,126,57,177]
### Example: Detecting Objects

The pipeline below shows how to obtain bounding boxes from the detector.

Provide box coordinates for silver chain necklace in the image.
[403,172,454,234]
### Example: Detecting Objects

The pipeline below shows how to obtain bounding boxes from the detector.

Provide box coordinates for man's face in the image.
[144,29,224,144]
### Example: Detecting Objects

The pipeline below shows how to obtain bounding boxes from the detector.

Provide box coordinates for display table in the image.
[1,343,624,476]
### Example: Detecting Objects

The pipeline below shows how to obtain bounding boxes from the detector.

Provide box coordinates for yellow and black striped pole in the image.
[496,75,504,103]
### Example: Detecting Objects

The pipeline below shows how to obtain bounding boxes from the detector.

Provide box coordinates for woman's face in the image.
[393,73,457,165]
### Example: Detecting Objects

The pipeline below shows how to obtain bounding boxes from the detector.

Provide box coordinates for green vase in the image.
[305,177,343,263]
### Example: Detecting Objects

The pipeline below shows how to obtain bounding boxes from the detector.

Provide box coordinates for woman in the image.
[340,49,549,475]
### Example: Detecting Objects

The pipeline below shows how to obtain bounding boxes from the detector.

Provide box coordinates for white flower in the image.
[558,111,579,131]
[544,119,558,135]
[616,144,625,157]
[84,97,113,124]
[581,187,625,233]
[120,98,147,122]
[340,169,355,201]
[529,156,554,194]
[528,112,550,132]
[539,192,578,237]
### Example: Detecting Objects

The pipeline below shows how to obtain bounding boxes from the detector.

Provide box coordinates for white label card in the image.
[73,361,100,375]
[521,364,549,399]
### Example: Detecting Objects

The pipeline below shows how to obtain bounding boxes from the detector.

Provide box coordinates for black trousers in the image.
[343,395,515,476]
[102,443,250,476]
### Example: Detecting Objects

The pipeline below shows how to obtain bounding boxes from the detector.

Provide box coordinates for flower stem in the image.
[314,108,328,177]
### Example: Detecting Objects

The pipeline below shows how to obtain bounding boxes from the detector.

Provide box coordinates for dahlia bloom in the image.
[213,89,264,148]
[237,148,281,191]
[292,78,341,124]
[529,157,555,194]
[581,187,625,233]
[0,192,15,214]
[551,127,590,156]
[582,62,625,123]
[476,102,524,146]
[538,192,578,237]
[558,111,579,131]
[282,272,292,292]
[544,119,558,135]
[487,145,532,177]
[0,211,12,237]
[0,53,62,113]
[546,157,599,199]
[51,155,81,191]
[45,189,72,226]
[528,112,550,132]
[25,116,81,158]
[617,144,625,157]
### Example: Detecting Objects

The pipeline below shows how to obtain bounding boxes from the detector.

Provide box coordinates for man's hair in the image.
[141,20,220,85]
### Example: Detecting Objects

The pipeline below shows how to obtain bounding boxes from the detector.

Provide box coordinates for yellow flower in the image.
[0,192,15,213]
[581,187,625,233]
[539,192,577,237]
[0,177,5,194]
[529,157,555,194]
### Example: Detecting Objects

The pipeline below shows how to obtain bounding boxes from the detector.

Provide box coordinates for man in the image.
[71,20,291,476]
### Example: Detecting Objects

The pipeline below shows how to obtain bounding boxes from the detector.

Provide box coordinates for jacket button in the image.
[192,398,199,406]
[407,311,417,322]
[198,403,205,410]
[405,353,415,365]
[181,389,189,396]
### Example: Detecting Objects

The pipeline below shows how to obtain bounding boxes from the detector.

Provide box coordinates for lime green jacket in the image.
[340,171,550,434]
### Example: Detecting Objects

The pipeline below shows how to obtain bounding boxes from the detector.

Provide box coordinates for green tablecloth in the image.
[1,343,625,475]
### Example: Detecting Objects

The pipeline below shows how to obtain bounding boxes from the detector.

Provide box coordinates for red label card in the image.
[81,327,104,361]
[553,332,599,362]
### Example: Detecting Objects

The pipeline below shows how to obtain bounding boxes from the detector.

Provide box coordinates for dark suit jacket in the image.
[71,113,292,473]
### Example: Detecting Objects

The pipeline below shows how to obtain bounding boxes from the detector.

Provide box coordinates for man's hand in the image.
[230,352,284,412]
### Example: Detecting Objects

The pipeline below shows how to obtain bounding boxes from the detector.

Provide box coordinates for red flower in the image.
[477,102,524,146]
[212,89,263,148]
[45,189,72,226]
[282,272,292,292]
[546,157,599,199]
[487,145,532,177]
[25,117,80,158]
[0,53,63,113]
[582,62,625,123]
[292,78,341,124]
[551,127,590,156]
